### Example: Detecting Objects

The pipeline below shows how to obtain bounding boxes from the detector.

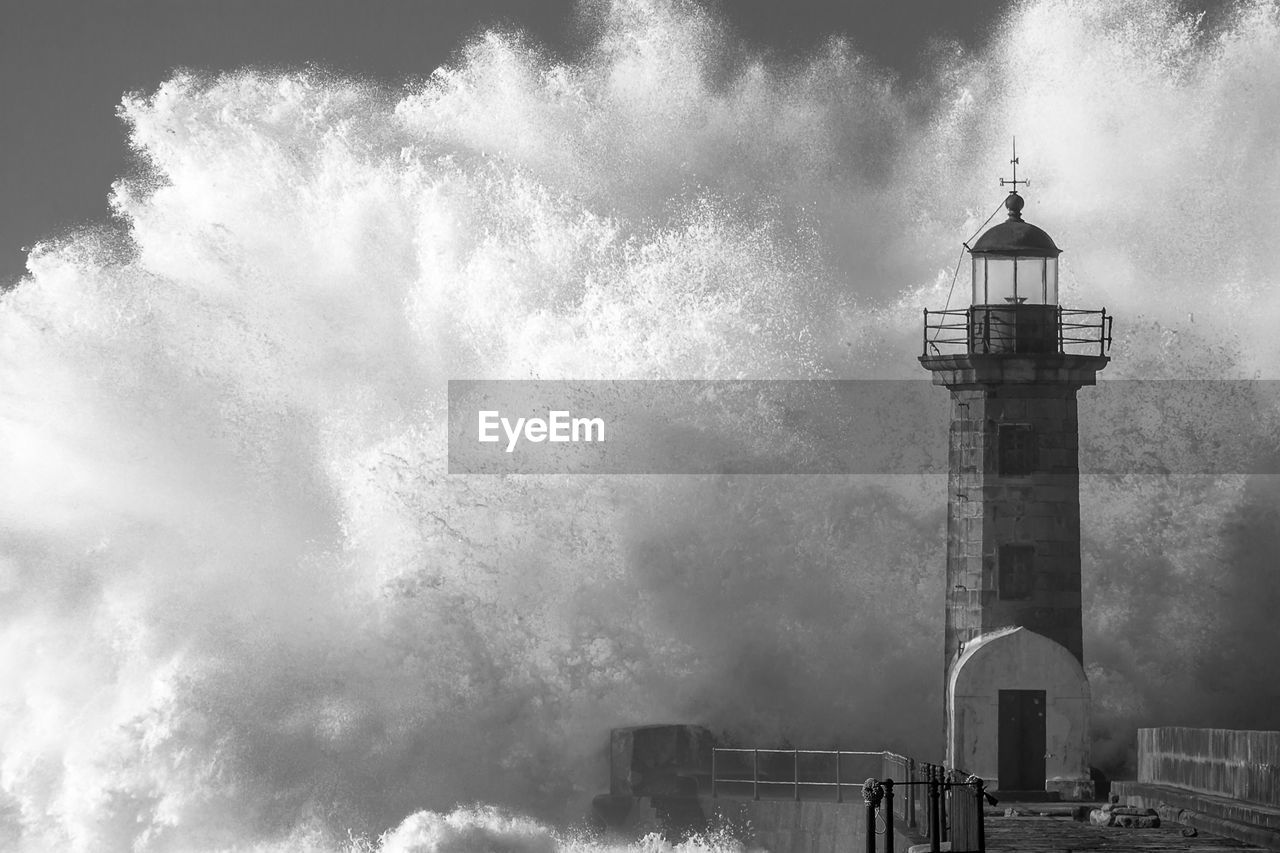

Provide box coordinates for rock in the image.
[1089,807,1160,828]
[1109,806,1141,816]
[1005,808,1024,817]
[1113,814,1160,828]
[1109,806,1158,817]
[1182,827,1198,837]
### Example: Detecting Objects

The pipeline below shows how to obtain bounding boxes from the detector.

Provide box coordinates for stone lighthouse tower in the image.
[920,156,1111,798]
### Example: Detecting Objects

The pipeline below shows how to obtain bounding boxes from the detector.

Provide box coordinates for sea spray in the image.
[4,0,1280,850]
[371,806,750,853]
[179,806,754,853]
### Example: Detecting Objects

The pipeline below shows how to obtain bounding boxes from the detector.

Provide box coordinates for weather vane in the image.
[999,137,1030,194]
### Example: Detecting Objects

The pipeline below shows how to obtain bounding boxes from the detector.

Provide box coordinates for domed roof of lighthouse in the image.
[969,192,1061,257]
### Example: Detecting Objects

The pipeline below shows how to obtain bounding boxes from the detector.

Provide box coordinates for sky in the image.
[0,0,1068,287]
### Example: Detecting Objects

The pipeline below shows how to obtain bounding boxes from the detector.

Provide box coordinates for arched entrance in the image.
[947,626,1091,797]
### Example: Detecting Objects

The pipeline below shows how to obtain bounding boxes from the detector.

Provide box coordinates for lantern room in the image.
[962,190,1064,355]
[969,192,1060,306]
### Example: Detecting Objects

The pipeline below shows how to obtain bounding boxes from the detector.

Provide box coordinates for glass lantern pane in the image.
[1045,257,1058,304]
[984,257,1016,304]
[972,257,985,304]
[1015,257,1046,304]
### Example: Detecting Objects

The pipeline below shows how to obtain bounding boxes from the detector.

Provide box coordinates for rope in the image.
[863,779,892,835]
[929,198,1009,347]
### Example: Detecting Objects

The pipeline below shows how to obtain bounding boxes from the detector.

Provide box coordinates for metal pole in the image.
[865,793,876,853]
[863,781,880,853]
[836,751,843,803]
[753,748,759,801]
[906,758,915,829]
[711,749,717,799]
[882,779,895,853]
[929,767,941,853]
[794,750,800,801]
[975,779,987,853]
[939,768,949,845]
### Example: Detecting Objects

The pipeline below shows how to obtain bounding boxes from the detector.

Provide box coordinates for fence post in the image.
[929,767,941,853]
[836,751,843,803]
[711,749,717,799]
[882,779,895,853]
[795,750,800,801]
[906,758,915,829]
[974,777,987,853]
[863,780,882,853]
[939,768,948,845]
[753,749,759,801]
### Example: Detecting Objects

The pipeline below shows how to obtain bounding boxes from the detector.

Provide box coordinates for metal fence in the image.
[709,748,994,853]
[861,767,994,853]
[922,306,1112,357]
[881,753,946,838]
[947,769,986,853]
[716,747,993,850]
[710,748,883,802]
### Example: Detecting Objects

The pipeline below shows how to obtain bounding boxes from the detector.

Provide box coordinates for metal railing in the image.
[710,747,996,853]
[862,767,996,853]
[946,768,988,853]
[882,753,945,835]
[922,306,1112,357]
[710,748,884,802]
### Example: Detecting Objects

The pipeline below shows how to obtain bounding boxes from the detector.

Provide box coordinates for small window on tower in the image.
[998,544,1035,600]
[998,423,1036,476]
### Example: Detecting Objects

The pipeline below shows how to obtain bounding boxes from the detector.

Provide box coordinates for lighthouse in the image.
[920,152,1111,799]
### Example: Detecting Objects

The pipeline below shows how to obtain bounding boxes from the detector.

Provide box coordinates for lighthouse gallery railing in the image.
[922,306,1112,357]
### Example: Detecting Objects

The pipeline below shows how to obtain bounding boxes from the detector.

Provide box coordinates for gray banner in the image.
[446,380,1280,475]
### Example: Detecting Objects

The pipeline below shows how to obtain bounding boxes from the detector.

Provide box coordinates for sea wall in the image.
[1136,727,1280,806]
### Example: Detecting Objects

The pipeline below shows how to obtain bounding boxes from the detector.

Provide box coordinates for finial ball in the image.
[1004,193,1025,215]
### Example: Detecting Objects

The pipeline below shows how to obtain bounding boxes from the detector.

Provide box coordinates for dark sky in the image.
[0,0,1023,286]
[0,0,1229,286]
